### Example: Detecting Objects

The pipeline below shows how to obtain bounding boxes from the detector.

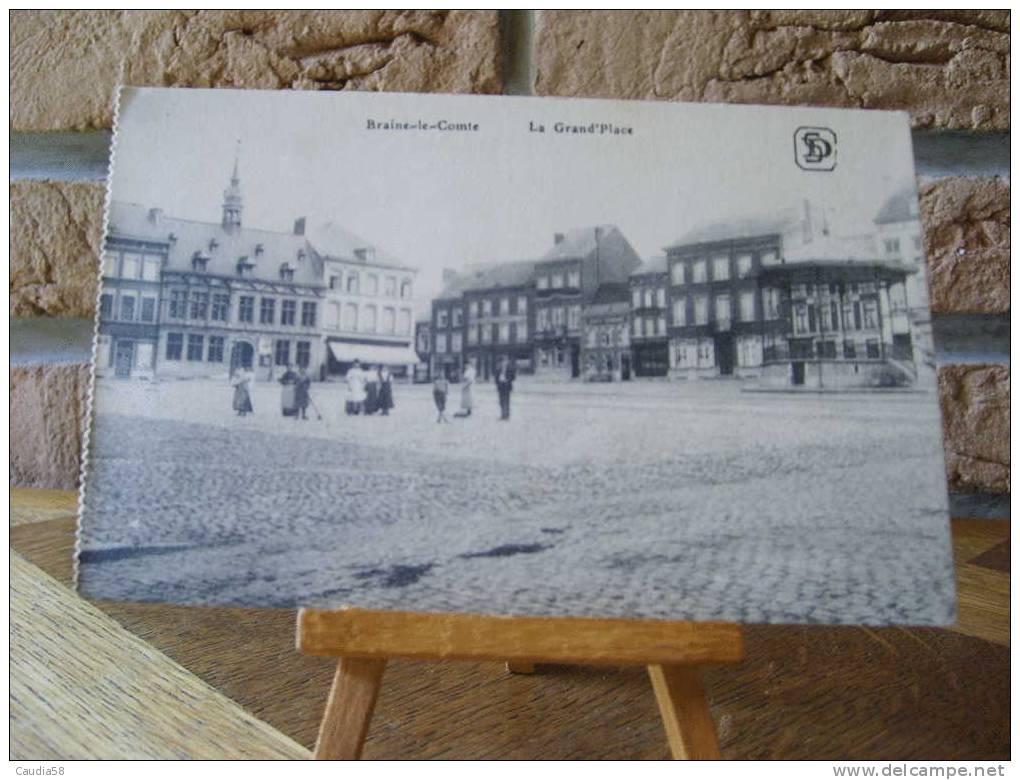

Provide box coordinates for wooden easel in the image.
[297,607,744,759]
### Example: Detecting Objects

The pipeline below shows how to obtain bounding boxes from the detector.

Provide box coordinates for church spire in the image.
[222,141,243,231]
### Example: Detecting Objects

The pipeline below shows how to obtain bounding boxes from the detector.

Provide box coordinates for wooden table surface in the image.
[10,488,1010,760]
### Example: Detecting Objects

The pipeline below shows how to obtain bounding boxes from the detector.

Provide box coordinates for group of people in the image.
[230,355,516,424]
[432,355,515,423]
[343,360,395,416]
[230,365,315,419]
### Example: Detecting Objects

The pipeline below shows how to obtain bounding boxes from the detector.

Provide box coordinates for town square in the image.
[80,374,952,625]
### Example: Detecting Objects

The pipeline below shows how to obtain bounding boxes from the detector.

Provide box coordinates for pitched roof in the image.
[305,221,413,271]
[438,259,538,297]
[435,224,628,300]
[630,255,667,276]
[107,201,324,286]
[107,201,415,287]
[782,233,884,264]
[874,187,920,225]
[666,211,800,249]
[541,225,617,261]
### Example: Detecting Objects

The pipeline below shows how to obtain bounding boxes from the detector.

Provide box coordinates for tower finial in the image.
[222,140,243,230]
[231,139,241,184]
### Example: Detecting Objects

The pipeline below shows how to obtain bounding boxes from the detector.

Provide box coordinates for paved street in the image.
[79,376,956,625]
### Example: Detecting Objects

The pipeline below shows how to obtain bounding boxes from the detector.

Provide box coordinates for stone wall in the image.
[10,10,501,130]
[9,10,1009,501]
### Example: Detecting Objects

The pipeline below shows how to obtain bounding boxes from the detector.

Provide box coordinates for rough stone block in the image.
[10,10,500,131]
[10,181,104,318]
[10,364,91,489]
[919,176,1010,314]
[939,364,1010,494]
[535,10,1009,130]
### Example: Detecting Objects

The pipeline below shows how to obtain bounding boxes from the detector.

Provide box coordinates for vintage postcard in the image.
[78,87,954,625]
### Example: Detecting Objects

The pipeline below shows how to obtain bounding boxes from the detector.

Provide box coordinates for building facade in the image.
[461,261,535,380]
[312,222,419,379]
[666,230,786,381]
[874,188,934,377]
[532,226,642,379]
[664,217,920,389]
[430,269,467,381]
[628,255,670,377]
[96,158,416,382]
[581,283,632,381]
[97,228,167,379]
[427,226,640,382]
[755,259,917,388]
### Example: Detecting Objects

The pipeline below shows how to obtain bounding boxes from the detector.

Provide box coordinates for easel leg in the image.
[313,657,387,760]
[647,664,721,760]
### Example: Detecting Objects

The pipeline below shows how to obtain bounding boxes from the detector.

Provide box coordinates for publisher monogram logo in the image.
[794,127,837,171]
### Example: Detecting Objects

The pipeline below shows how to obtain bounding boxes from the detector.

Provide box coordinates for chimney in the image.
[147,208,163,225]
[293,217,306,236]
[802,199,814,244]
[554,232,565,245]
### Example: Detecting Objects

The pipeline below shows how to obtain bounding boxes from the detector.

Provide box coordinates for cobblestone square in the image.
[79,377,955,624]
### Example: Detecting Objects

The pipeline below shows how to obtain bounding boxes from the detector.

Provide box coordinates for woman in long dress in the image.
[455,362,475,418]
[279,365,298,417]
[432,370,450,423]
[231,367,254,416]
[363,366,379,415]
[345,361,366,415]
[377,366,394,416]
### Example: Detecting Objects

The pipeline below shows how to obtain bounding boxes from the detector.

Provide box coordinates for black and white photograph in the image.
[78,87,954,625]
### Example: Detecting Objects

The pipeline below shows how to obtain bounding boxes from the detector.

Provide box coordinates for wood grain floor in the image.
[9,488,1010,760]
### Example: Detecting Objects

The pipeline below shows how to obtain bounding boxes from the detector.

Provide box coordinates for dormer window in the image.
[168,233,177,244]
[237,256,254,278]
[297,248,306,261]
[279,263,294,281]
[208,238,219,251]
[354,247,375,263]
[191,252,209,271]
[254,243,264,257]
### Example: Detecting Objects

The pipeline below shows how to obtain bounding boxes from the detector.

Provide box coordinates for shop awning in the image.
[328,340,421,366]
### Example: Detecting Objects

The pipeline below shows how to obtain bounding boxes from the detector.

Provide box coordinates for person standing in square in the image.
[295,366,312,420]
[231,366,254,417]
[433,368,450,423]
[345,360,366,415]
[377,365,394,416]
[495,355,515,421]
[455,361,475,418]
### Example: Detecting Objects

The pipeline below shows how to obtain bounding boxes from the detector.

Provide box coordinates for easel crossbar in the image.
[297,607,744,666]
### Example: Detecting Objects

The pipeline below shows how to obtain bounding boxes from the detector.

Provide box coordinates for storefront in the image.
[327,338,420,380]
[631,339,669,377]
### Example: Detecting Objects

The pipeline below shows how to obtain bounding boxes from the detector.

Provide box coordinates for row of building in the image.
[420,192,932,389]
[97,158,420,382]
[97,156,930,392]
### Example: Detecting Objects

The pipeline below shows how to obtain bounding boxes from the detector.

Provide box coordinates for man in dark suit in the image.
[495,355,516,421]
